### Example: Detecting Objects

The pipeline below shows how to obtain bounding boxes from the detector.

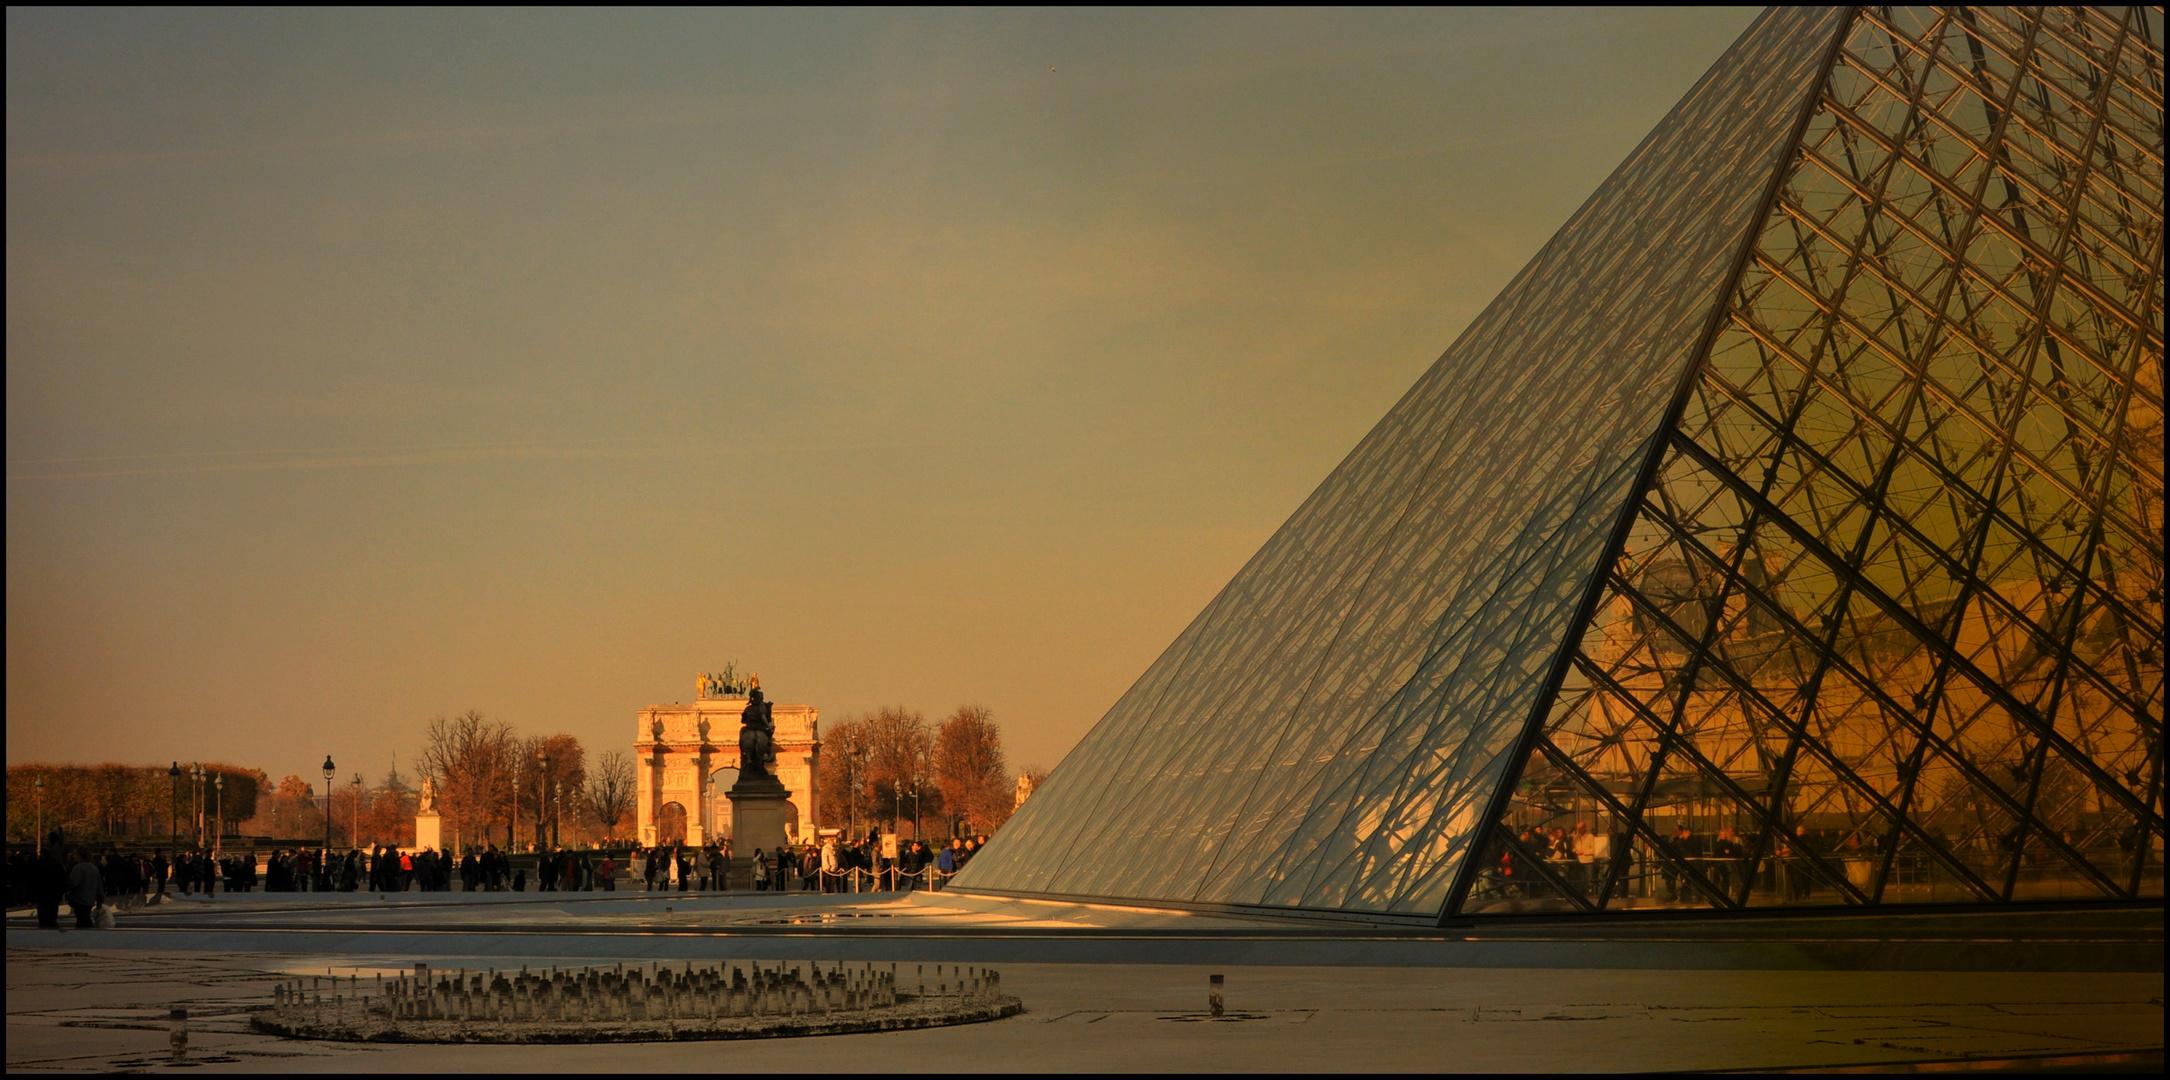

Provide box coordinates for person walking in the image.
[1666,824,1698,903]
[31,848,68,928]
[1711,826,1743,901]
[935,840,957,891]
[64,850,103,929]
[1570,822,1598,895]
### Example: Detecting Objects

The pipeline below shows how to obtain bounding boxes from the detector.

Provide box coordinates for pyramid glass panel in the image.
[1471,5,2164,916]
[957,6,2164,922]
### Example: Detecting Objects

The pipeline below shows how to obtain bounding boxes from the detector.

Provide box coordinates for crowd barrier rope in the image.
[810,865,955,892]
[622,863,962,893]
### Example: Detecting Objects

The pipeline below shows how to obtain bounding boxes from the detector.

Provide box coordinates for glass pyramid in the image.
[957,5,2164,922]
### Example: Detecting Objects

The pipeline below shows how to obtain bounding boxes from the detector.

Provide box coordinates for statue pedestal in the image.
[413,811,441,853]
[727,772,794,889]
[726,855,757,891]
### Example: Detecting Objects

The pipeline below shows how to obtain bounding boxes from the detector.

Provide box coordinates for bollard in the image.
[168,1008,188,1062]
[1209,973,1224,1018]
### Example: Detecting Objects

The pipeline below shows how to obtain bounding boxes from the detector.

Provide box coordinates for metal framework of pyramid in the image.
[957,5,2165,922]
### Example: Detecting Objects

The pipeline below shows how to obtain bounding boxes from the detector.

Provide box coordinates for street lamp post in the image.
[908,778,922,847]
[539,752,550,852]
[322,755,336,886]
[510,756,520,853]
[169,763,181,845]
[192,764,205,849]
[351,773,363,849]
[34,777,44,855]
[212,773,224,859]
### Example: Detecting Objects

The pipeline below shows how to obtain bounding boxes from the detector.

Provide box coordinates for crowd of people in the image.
[6,830,999,920]
[5,843,257,923]
[812,833,989,891]
[10,847,102,928]
[609,832,993,893]
[1481,821,1803,904]
[1480,822,1959,904]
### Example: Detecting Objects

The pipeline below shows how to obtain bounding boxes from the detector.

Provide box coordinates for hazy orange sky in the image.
[8,8,1757,787]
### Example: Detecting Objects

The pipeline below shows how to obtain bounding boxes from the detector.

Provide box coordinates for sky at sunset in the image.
[8,8,1758,787]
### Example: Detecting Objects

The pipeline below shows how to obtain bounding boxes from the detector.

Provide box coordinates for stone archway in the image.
[657,802,688,846]
[636,695,821,849]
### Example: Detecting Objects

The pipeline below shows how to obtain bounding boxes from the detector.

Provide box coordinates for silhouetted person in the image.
[64,850,102,928]
[31,849,67,928]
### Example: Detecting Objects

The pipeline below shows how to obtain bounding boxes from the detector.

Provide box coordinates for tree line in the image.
[6,763,261,843]
[398,710,636,850]
[3,714,635,851]
[815,704,1042,840]
[10,703,1046,850]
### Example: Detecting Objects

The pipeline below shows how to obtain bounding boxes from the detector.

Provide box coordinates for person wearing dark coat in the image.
[64,850,103,928]
[31,850,68,928]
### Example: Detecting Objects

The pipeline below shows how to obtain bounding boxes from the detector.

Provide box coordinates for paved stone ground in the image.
[15,890,2159,970]
[7,947,2161,1073]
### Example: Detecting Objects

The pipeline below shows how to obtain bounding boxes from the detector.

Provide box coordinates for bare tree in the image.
[585,750,635,843]
[861,706,930,834]
[519,734,587,848]
[935,705,1010,836]
[419,710,517,851]
[815,719,874,838]
[265,774,324,841]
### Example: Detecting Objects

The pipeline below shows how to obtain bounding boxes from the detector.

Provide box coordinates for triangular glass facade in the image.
[957,6,2164,921]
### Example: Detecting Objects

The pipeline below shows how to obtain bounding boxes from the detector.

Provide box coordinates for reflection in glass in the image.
[1471,6,2164,915]
[962,6,2163,922]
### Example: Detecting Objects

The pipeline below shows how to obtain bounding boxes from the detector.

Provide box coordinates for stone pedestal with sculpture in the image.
[725,771,795,889]
[724,687,793,889]
[413,811,441,853]
[410,777,442,853]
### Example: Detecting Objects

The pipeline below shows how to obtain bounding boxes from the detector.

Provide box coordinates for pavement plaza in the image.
[5,890,2161,1072]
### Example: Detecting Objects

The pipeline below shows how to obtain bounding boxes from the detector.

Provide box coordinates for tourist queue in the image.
[6,831,997,925]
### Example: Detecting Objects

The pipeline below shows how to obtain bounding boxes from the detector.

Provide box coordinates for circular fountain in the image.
[254,960,1020,1043]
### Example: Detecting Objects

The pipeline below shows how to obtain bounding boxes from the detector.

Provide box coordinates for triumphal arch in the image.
[635,675,819,847]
